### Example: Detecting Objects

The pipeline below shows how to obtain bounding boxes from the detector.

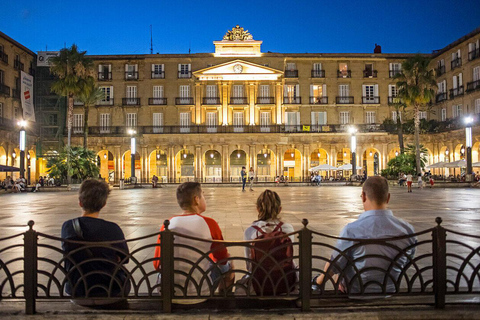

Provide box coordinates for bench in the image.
[0,217,479,315]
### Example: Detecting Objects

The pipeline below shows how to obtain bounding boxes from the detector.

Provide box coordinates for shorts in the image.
[407,181,412,186]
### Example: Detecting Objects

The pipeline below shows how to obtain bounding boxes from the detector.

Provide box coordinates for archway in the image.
[230,150,247,182]
[149,149,167,183]
[310,148,330,178]
[362,148,380,177]
[473,142,480,163]
[0,146,6,180]
[336,148,351,179]
[257,149,276,182]
[388,148,400,161]
[26,150,36,184]
[454,144,465,161]
[283,149,301,182]
[204,150,222,182]
[438,146,449,178]
[122,151,141,180]
[97,150,115,182]
[175,149,195,182]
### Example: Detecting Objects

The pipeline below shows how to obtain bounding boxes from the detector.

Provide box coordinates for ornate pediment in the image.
[193,60,282,81]
[223,25,253,41]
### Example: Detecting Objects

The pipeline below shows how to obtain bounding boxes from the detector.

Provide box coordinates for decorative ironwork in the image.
[223,25,254,41]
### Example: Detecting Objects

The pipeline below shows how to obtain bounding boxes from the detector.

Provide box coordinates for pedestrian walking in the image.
[241,166,247,192]
[406,173,413,193]
[248,167,255,191]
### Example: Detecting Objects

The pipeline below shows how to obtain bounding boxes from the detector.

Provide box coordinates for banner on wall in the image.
[36,51,59,67]
[20,71,35,122]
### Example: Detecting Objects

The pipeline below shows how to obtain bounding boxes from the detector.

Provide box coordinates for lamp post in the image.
[465,116,473,182]
[128,129,136,182]
[18,120,27,179]
[349,126,357,180]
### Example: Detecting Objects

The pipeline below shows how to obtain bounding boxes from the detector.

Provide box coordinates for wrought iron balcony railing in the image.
[388,97,401,105]
[175,97,194,105]
[0,83,10,96]
[97,99,114,106]
[230,97,248,104]
[14,60,24,71]
[309,96,328,104]
[284,70,298,78]
[436,66,446,77]
[125,71,138,80]
[257,97,275,104]
[449,86,464,99]
[98,72,112,81]
[363,70,377,78]
[466,79,480,92]
[389,70,402,78]
[151,71,165,79]
[362,96,380,104]
[149,97,167,105]
[435,92,447,103]
[0,51,8,64]
[336,96,354,104]
[311,70,325,78]
[337,70,351,78]
[283,97,301,104]
[451,58,462,70]
[468,48,480,61]
[203,97,221,105]
[122,98,141,106]
[178,71,191,79]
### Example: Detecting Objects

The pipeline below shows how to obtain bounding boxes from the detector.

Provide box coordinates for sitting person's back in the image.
[153,182,234,297]
[61,179,130,298]
[313,176,416,295]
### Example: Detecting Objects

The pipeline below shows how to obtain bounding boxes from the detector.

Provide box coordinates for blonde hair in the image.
[256,189,281,221]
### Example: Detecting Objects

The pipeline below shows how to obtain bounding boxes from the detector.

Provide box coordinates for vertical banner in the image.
[21,71,35,122]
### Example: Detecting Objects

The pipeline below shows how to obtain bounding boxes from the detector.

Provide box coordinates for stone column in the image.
[222,144,229,183]
[222,83,228,125]
[196,145,202,182]
[303,145,310,182]
[249,83,256,125]
[142,146,148,183]
[276,83,283,124]
[195,83,202,124]
[382,143,388,171]
[168,146,174,183]
[114,146,121,182]
[276,145,283,177]
[249,145,255,170]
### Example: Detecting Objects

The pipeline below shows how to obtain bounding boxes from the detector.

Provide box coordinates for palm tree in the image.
[78,86,104,148]
[396,55,436,174]
[391,100,406,154]
[49,44,94,184]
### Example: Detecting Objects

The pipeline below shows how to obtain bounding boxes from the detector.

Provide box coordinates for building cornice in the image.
[0,31,36,57]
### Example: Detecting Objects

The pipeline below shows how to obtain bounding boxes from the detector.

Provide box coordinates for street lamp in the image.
[465,116,473,181]
[128,129,136,181]
[349,126,357,180]
[18,120,27,179]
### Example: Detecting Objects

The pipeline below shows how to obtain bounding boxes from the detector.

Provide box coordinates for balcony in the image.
[389,70,401,78]
[337,70,351,78]
[468,48,480,61]
[151,71,165,79]
[449,86,464,99]
[175,97,194,105]
[388,97,401,105]
[362,96,380,104]
[309,96,328,104]
[203,97,220,105]
[178,71,191,79]
[12,88,20,99]
[283,97,301,104]
[97,99,114,106]
[0,83,10,96]
[311,70,325,78]
[149,97,167,105]
[122,98,141,106]
[125,71,138,80]
[436,66,446,77]
[451,58,462,70]
[284,70,298,78]
[363,70,378,78]
[230,97,248,104]
[435,92,447,103]
[336,96,354,104]
[73,99,84,106]
[257,97,275,104]
[98,72,112,81]
[14,60,24,71]
[0,51,7,64]
[466,79,480,92]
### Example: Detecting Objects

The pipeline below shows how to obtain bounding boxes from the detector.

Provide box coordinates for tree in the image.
[49,44,95,184]
[78,86,104,148]
[47,146,99,183]
[381,144,428,178]
[391,100,407,154]
[395,55,437,174]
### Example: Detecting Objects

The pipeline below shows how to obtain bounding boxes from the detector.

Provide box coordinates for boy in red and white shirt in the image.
[153,182,234,297]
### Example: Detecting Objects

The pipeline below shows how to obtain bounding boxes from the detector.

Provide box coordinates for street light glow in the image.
[464,116,473,125]
[17,120,27,127]
[128,129,136,135]
[348,126,357,134]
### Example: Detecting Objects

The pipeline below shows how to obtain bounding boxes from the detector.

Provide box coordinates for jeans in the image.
[242,178,246,191]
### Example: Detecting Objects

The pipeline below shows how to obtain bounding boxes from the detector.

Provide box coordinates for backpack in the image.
[250,222,296,295]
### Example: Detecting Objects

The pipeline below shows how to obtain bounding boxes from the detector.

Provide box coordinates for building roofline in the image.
[0,31,36,57]
[431,26,480,57]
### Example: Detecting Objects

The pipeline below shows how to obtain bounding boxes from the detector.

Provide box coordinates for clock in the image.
[233,64,243,73]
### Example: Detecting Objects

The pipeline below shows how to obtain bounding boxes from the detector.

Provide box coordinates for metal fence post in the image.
[299,218,312,311]
[161,220,174,313]
[432,217,446,309]
[24,220,37,315]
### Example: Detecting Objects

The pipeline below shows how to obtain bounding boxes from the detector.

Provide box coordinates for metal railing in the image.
[435,92,447,103]
[14,59,24,71]
[336,96,354,104]
[175,97,194,105]
[389,70,401,78]
[230,97,248,104]
[2,217,478,314]
[257,97,275,104]
[151,71,165,79]
[337,70,351,78]
[284,97,301,104]
[311,70,325,78]
[451,58,462,70]
[97,99,114,106]
[203,97,221,105]
[0,83,10,96]
[309,96,328,104]
[436,66,445,77]
[284,70,298,78]
[466,80,480,92]
[98,72,112,80]
[149,97,167,105]
[468,48,480,61]
[122,98,141,106]
[362,96,380,104]
[449,86,464,99]
[363,70,377,78]
[125,71,138,80]
[12,88,20,99]
[178,71,192,79]
[0,51,8,64]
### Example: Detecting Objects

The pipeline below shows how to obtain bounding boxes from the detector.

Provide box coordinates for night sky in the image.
[1,0,479,55]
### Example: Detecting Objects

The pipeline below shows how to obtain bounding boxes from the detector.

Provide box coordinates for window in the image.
[126,113,137,127]
[441,108,447,121]
[99,86,113,105]
[98,64,111,80]
[125,64,138,80]
[260,85,269,97]
[100,113,110,133]
[312,63,324,77]
[232,85,244,97]
[285,112,300,132]
[206,85,217,97]
[437,59,445,74]
[260,112,271,132]
[233,112,244,132]
[418,111,427,120]
[451,49,461,69]
[475,99,480,114]
[14,107,19,119]
[313,63,322,71]
[73,114,84,133]
[178,85,191,104]
[152,64,164,78]
[338,63,349,77]
[46,113,58,126]
[338,84,350,103]
[473,66,480,82]
[365,111,376,124]
[469,40,480,60]
[364,63,374,77]
[180,112,191,133]
[362,84,379,103]
[437,80,446,93]
[286,63,296,70]
[389,63,402,77]
[178,64,191,78]
[206,112,217,133]
[452,105,462,118]
[392,111,402,123]
[311,111,327,131]
[310,84,327,103]
[126,86,137,105]
[388,84,400,104]
[339,111,350,125]
[284,84,300,103]
[153,113,164,133]
[0,70,4,84]
[153,85,164,98]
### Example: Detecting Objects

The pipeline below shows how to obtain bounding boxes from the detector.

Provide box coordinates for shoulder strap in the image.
[273,221,284,232]
[252,225,266,235]
[72,218,84,239]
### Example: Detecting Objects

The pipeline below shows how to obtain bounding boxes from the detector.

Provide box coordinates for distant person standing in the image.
[406,173,413,193]
[248,167,255,191]
[417,174,424,189]
[241,166,247,192]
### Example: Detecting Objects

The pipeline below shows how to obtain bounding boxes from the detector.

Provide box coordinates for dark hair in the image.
[362,176,389,205]
[78,179,110,213]
[176,182,202,210]
[256,189,282,221]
